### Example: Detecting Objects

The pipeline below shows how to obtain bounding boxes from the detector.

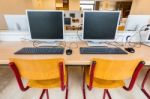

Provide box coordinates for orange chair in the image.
[141,68,150,98]
[9,58,68,99]
[82,58,145,99]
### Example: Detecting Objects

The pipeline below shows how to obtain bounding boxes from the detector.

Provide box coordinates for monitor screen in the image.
[148,35,150,40]
[27,11,63,40]
[83,11,120,40]
[64,18,71,25]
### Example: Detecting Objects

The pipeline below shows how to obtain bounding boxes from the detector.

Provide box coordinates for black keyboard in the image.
[15,47,64,54]
[80,47,128,54]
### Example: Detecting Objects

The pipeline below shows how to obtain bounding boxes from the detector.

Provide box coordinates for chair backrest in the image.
[9,58,65,80]
[90,58,143,80]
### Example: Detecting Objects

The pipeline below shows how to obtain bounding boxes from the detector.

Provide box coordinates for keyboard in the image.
[80,47,128,54]
[15,47,64,54]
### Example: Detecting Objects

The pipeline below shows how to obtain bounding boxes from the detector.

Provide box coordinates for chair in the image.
[141,68,150,98]
[9,58,68,99]
[82,58,145,99]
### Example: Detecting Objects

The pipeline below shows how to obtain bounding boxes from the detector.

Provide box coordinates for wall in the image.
[99,0,116,10]
[0,0,56,30]
[130,0,150,14]
[0,0,33,30]
[32,0,56,10]
[69,0,80,10]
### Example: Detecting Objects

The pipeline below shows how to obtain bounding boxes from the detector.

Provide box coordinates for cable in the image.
[127,24,150,48]
[68,42,78,49]
[58,41,66,48]
[32,40,41,48]
[77,24,83,41]
[32,40,66,48]
[113,35,125,47]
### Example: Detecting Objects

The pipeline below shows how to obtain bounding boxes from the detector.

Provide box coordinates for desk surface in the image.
[0,41,150,65]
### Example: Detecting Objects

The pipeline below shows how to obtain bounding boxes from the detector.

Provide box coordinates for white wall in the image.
[130,0,150,14]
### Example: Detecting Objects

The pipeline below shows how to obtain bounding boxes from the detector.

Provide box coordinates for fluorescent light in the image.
[80,1,95,4]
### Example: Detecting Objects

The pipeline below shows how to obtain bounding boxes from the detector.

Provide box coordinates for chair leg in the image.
[39,89,50,99]
[65,87,68,99]
[46,89,49,99]
[39,89,46,99]
[65,76,68,99]
[141,69,150,98]
[65,66,69,99]
[82,67,86,99]
[106,89,112,99]
[103,89,107,99]
[103,89,112,99]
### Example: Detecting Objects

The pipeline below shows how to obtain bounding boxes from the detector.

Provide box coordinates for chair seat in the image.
[28,75,67,89]
[85,67,125,88]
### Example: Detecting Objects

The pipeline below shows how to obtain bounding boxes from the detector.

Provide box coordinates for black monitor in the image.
[64,18,71,25]
[27,11,64,40]
[83,11,120,41]
[70,13,75,18]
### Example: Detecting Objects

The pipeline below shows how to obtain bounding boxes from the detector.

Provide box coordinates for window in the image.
[80,1,95,10]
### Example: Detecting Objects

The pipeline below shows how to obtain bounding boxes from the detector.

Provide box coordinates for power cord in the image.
[77,24,83,41]
[65,24,83,49]
[126,24,150,48]
[68,42,78,49]
[32,40,66,48]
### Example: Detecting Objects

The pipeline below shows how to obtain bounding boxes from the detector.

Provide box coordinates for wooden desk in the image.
[0,41,150,65]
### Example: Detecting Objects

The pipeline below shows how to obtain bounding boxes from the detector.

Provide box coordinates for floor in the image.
[0,66,149,99]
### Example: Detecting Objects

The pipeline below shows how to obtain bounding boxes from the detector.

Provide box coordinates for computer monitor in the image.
[64,18,71,25]
[26,10,64,41]
[143,34,150,47]
[4,15,28,31]
[125,15,150,31]
[83,11,120,42]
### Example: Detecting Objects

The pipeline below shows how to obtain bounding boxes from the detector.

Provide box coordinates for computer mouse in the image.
[125,48,135,53]
[66,49,72,55]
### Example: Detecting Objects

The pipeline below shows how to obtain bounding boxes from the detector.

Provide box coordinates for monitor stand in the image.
[87,41,108,47]
[38,41,59,47]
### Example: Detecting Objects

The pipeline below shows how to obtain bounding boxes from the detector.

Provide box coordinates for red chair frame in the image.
[9,62,68,99]
[141,68,150,98]
[82,61,145,99]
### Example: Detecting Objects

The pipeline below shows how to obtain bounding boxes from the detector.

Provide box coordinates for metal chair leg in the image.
[65,66,69,99]
[46,89,49,99]
[106,89,112,99]
[82,66,86,99]
[65,87,68,99]
[141,69,150,98]
[103,89,107,99]
[103,89,112,99]
[39,89,50,99]
[39,89,46,99]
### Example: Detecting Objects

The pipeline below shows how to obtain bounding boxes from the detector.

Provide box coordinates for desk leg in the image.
[141,69,150,98]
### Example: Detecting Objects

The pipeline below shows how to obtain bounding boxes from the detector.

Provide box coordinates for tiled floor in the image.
[0,66,149,99]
